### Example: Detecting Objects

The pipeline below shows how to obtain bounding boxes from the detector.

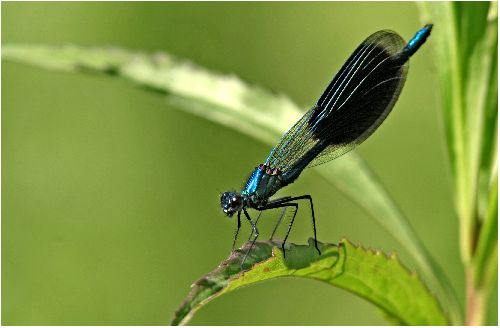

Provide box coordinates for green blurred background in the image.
[2,2,496,325]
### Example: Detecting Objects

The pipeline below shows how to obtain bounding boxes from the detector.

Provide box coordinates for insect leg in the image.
[247,211,262,241]
[270,207,287,240]
[266,195,321,255]
[241,208,259,270]
[260,202,298,258]
[232,211,242,251]
[281,203,298,257]
[267,196,292,203]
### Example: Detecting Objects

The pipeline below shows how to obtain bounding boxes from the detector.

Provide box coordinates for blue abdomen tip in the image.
[401,24,433,59]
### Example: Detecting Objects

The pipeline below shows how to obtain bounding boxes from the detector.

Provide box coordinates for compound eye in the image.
[221,192,231,202]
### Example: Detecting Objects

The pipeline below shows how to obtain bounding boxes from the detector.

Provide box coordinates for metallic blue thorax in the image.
[243,167,263,195]
[242,164,284,201]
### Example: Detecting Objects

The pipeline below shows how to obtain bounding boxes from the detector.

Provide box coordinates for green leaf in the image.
[418,2,497,324]
[467,5,498,226]
[2,44,458,321]
[418,2,498,262]
[171,239,449,325]
[474,173,498,287]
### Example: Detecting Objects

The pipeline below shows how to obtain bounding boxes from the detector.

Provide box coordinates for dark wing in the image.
[265,30,409,179]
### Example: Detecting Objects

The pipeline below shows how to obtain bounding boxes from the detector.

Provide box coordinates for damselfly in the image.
[221,25,433,266]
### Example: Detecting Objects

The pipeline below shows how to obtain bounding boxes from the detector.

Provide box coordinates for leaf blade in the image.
[171,239,449,325]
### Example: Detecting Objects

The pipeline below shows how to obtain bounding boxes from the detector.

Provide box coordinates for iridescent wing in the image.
[265,30,409,181]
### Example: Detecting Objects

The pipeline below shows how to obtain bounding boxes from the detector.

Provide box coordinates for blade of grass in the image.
[463,2,497,236]
[419,0,497,263]
[476,5,499,223]
[419,2,471,264]
[419,2,498,324]
[2,44,460,322]
[474,173,498,287]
